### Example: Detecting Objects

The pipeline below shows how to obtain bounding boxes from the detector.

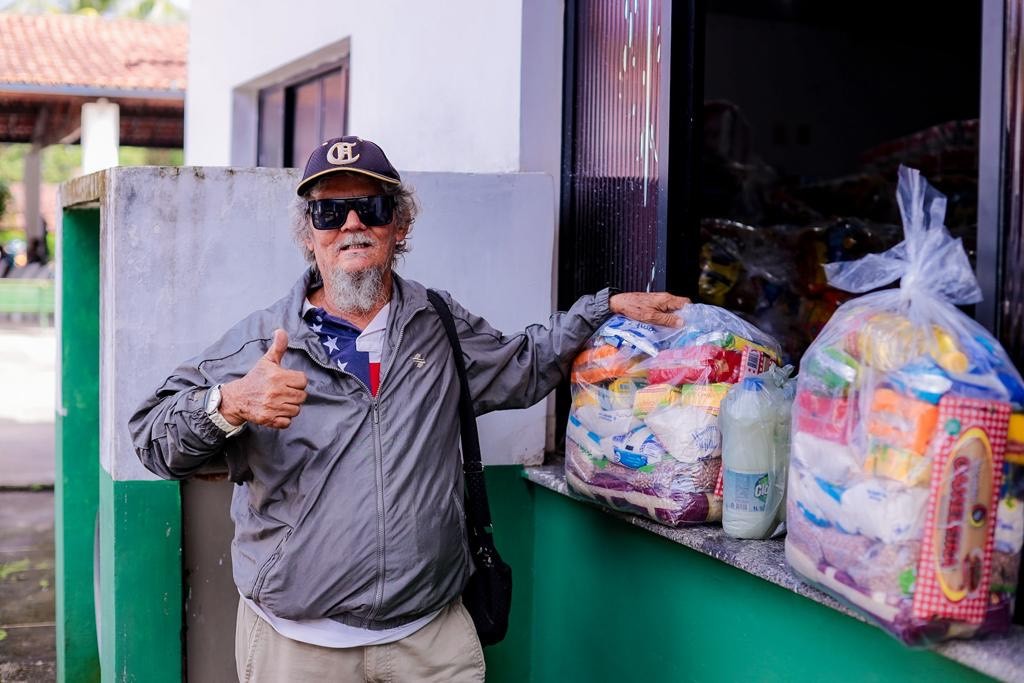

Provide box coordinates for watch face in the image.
[205,385,221,413]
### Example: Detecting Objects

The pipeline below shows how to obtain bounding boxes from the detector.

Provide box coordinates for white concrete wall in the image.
[85,166,553,481]
[186,0,539,173]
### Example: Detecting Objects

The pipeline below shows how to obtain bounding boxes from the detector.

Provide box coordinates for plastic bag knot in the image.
[823,165,981,306]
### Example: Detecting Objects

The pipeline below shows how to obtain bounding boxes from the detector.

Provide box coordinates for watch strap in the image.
[206,385,245,436]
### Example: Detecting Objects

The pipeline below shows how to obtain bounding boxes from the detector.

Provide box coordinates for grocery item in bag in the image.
[566,306,782,526]
[785,166,1024,645]
[720,367,795,539]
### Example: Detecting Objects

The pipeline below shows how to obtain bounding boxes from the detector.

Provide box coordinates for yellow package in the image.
[633,384,678,417]
[1007,413,1024,466]
[730,336,782,365]
[607,377,643,410]
[849,312,968,375]
[678,383,731,416]
[572,385,599,409]
[864,440,932,487]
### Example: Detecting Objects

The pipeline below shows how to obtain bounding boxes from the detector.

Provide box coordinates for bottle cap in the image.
[742,376,765,391]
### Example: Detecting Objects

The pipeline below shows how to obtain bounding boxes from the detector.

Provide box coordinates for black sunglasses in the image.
[308,195,396,229]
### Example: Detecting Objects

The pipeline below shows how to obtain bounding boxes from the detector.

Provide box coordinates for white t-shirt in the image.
[242,300,441,648]
[242,596,442,648]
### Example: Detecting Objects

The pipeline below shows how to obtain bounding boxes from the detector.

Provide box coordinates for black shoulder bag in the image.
[427,289,513,647]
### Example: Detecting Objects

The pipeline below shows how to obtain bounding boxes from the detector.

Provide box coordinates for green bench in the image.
[0,278,55,322]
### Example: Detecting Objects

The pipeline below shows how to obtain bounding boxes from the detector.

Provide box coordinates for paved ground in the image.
[0,324,57,679]
[0,491,56,682]
[0,323,56,488]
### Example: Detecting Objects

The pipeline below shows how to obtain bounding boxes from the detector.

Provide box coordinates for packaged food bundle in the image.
[785,166,1024,645]
[565,304,782,526]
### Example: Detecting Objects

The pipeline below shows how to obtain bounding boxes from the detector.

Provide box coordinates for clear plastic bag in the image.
[785,166,1024,645]
[565,304,782,526]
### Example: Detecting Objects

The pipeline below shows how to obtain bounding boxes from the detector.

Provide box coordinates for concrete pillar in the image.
[81,100,120,175]
[23,143,43,247]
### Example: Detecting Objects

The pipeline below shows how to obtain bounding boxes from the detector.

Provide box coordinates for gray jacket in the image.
[130,269,611,629]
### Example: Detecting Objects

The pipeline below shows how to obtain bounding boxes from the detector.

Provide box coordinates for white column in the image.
[81,99,120,174]
[23,143,43,246]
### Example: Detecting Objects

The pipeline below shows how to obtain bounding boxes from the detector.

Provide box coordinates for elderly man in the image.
[130,135,687,682]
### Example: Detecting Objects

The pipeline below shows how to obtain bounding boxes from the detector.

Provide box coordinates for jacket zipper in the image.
[290,303,427,628]
[293,342,387,620]
[362,305,426,626]
[365,401,386,627]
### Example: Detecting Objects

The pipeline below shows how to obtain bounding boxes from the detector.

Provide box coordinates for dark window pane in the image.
[321,69,345,138]
[258,61,349,168]
[564,0,666,297]
[291,80,321,167]
[257,88,284,167]
[697,1,981,364]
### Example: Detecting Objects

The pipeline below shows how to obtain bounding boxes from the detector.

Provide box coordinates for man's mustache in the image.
[334,235,377,252]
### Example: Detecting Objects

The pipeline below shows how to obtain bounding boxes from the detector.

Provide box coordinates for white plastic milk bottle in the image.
[721,376,782,539]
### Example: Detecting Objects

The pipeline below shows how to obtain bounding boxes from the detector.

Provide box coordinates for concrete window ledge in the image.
[523,463,1024,683]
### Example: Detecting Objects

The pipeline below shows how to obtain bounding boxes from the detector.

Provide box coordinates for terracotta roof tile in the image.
[0,13,187,93]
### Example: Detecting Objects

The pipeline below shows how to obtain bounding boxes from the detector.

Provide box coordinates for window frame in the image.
[257,61,349,167]
[230,39,350,168]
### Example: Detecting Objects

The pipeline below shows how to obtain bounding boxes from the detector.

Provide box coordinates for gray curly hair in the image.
[292,180,419,266]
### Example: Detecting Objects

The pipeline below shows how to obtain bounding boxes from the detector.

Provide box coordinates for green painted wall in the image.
[98,470,182,683]
[57,205,184,683]
[481,466,536,682]
[485,467,991,683]
[56,207,101,683]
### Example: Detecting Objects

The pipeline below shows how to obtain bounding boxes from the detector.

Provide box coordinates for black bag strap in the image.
[427,290,494,535]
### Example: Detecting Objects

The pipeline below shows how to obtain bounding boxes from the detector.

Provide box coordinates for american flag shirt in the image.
[301,300,389,396]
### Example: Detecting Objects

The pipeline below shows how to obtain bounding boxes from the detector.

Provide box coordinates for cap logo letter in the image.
[327,141,360,166]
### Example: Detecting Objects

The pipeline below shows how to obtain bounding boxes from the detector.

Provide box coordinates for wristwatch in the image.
[205,384,244,436]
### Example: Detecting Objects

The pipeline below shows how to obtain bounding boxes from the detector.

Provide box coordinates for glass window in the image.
[257,61,348,167]
[290,80,321,169]
[321,70,346,142]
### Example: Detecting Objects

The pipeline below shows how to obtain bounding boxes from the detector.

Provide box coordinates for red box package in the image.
[913,396,1010,624]
[646,345,741,385]
[794,390,852,444]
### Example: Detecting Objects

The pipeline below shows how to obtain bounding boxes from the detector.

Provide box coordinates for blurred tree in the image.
[0,145,22,184]
[0,179,9,219]
[0,143,183,185]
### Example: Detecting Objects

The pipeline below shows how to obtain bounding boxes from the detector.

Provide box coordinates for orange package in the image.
[867,388,938,455]
[571,345,634,385]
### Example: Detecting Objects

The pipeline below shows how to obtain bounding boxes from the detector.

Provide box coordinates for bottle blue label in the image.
[724,470,770,512]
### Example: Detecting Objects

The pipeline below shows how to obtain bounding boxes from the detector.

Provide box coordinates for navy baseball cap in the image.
[296,135,401,196]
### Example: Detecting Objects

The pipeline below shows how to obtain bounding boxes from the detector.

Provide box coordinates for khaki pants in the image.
[235,598,486,682]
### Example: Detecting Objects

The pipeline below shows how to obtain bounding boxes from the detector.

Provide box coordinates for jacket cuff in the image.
[183,388,229,445]
[593,286,616,323]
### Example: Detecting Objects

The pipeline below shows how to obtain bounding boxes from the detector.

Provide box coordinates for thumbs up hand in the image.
[219,329,309,429]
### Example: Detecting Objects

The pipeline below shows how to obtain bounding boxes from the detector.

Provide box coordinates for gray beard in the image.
[324,263,388,315]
